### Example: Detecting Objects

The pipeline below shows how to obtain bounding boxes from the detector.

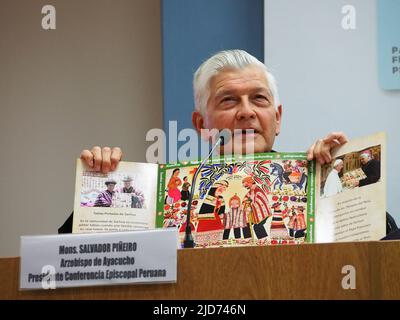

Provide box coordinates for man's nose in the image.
[236,97,256,120]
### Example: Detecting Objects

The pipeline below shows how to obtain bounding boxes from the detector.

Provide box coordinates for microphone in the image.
[183,129,231,248]
[218,129,231,147]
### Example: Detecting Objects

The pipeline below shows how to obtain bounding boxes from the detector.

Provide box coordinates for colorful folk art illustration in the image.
[156,153,315,248]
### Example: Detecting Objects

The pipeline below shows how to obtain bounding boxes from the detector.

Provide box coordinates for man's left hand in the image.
[307,132,348,165]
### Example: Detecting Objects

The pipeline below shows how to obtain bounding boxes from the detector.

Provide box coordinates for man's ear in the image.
[275,105,283,136]
[192,111,212,141]
[192,111,204,134]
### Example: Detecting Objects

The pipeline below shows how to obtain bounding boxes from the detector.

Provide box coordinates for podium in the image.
[1,240,399,299]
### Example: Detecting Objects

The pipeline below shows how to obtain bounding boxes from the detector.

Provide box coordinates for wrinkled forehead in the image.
[209,66,271,95]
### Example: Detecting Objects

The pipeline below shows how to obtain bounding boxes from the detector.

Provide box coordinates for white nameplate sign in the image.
[20,228,178,289]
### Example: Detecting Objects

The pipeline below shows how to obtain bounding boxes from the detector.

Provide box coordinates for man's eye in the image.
[254,95,272,105]
[221,97,234,103]
[255,95,268,101]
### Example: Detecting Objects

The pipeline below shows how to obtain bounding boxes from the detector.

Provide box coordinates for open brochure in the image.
[72,132,386,247]
[315,132,386,242]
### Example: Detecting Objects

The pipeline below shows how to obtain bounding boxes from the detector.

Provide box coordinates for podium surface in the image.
[1,241,399,300]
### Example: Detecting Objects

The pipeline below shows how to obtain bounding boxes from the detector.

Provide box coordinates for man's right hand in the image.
[306,132,348,165]
[80,146,123,174]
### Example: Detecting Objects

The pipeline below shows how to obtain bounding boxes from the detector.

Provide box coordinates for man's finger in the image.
[306,142,316,161]
[324,132,348,145]
[110,147,122,171]
[101,147,112,174]
[80,150,94,168]
[321,147,332,164]
[91,146,102,171]
[315,140,330,165]
[316,141,331,165]
[313,139,323,163]
[316,154,325,165]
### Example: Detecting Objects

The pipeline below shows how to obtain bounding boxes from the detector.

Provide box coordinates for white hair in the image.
[333,159,343,168]
[360,152,372,160]
[193,49,281,115]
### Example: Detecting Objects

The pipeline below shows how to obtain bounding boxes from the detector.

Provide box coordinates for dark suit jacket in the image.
[359,159,381,187]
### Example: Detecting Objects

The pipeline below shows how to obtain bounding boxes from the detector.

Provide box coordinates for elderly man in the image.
[60,50,397,234]
[94,179,116,207]
[79,50,347,172]
[323,159,344,197]
[120,176,145,208]
[353,151,381,187]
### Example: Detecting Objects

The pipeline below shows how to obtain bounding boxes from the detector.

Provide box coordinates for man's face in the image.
[107,184,116,192]
[124,181,131,188]
[192,66,282,154]
[360,156,369,165]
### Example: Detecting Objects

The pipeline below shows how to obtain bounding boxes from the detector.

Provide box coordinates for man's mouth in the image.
[235,129,259,136]
[230,129,259,149]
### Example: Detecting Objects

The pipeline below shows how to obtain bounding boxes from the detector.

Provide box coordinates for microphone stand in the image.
[183,136,224,248]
